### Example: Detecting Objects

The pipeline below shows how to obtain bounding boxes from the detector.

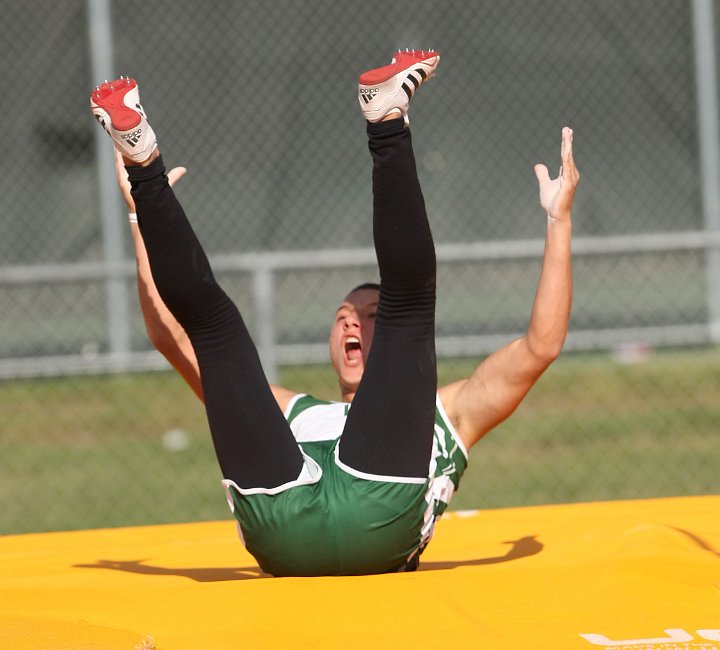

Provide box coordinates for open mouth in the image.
[344,336,362,363]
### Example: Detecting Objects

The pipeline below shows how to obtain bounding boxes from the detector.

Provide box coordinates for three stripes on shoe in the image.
[360,66,429,104]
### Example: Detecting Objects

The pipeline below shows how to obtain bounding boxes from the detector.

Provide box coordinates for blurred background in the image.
[1,0,718,534]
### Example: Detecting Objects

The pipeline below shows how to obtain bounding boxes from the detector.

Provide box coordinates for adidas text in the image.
[360,87,379,104]
[121,129,142,147]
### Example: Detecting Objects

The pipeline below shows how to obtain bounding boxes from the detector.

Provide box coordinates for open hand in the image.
[533,127,580,222]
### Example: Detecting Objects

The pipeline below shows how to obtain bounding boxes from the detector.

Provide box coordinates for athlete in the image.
[91,50,579,576]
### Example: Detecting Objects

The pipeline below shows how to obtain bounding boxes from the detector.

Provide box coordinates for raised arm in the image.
[439,127,580,450]
[113,151,205,400]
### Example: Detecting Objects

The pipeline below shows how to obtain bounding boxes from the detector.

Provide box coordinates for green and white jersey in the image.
[285,394,469,552]
[287,392,467,491]
[222,393,468,576]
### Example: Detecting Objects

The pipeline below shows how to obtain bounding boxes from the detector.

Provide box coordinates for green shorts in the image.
[222,439,431,577]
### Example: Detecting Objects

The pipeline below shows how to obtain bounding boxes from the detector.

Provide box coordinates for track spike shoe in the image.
[90,76,157,163]
[358,49,440,125]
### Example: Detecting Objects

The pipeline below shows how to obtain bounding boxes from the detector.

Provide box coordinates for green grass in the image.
[1,347,718,534]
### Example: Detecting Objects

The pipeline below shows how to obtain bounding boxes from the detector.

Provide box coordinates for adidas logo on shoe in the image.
[359,87,379,103]
[121,128,143,147]
[358,49,440,125]
[90,76,157,163]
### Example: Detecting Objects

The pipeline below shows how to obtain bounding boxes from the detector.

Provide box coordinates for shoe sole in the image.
[90,77,156,162]
[91,77,142,131]
[359,50,439,86]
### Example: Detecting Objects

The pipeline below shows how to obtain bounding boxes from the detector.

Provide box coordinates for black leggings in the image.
[130,118,436,488]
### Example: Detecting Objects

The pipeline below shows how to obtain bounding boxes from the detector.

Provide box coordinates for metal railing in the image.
[3,229,720,382]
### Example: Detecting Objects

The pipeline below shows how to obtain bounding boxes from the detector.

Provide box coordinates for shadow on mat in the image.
[419,535,543,571]
[73,559,267,581]
[73,536,542,581]
[666,526,720,557]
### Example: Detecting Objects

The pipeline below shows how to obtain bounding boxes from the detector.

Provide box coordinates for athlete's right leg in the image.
[91,79,303,489]
[340,51,440,479]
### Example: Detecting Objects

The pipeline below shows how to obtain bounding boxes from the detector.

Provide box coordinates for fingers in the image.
[167,166,187,187]
[534,163,551,185]
[535,127,577,184]
[560,127,579,184]
[560,126,571,157]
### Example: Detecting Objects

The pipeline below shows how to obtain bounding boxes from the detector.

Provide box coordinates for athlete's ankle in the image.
[123,147,160,167]
[380,110,403,122]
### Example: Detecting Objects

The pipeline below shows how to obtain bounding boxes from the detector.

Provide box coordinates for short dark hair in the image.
[349,282,381,293]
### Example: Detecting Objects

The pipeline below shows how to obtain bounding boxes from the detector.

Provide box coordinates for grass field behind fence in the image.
[2,347,718,535]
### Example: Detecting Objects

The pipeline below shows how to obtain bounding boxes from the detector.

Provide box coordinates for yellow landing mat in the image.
[1,496,719,650]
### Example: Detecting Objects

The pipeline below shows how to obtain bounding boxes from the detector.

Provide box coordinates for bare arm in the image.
[113,151,205,399]
[130,221,205,400]
[439,127,580,450]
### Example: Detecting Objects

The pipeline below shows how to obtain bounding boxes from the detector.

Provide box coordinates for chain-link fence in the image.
[1,0,719,534]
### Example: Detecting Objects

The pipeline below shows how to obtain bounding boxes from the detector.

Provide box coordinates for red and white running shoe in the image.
[358,49,440,125]
[90,76,157,163]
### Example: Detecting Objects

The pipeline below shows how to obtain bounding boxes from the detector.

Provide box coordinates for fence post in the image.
[252,266,278,384]
[87,0,132,363]
[692,0,720,343]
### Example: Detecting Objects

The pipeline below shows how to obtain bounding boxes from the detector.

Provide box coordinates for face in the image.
[328,288,379,396]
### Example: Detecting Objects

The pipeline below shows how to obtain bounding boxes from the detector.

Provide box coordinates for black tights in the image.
[130,118,436,488]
